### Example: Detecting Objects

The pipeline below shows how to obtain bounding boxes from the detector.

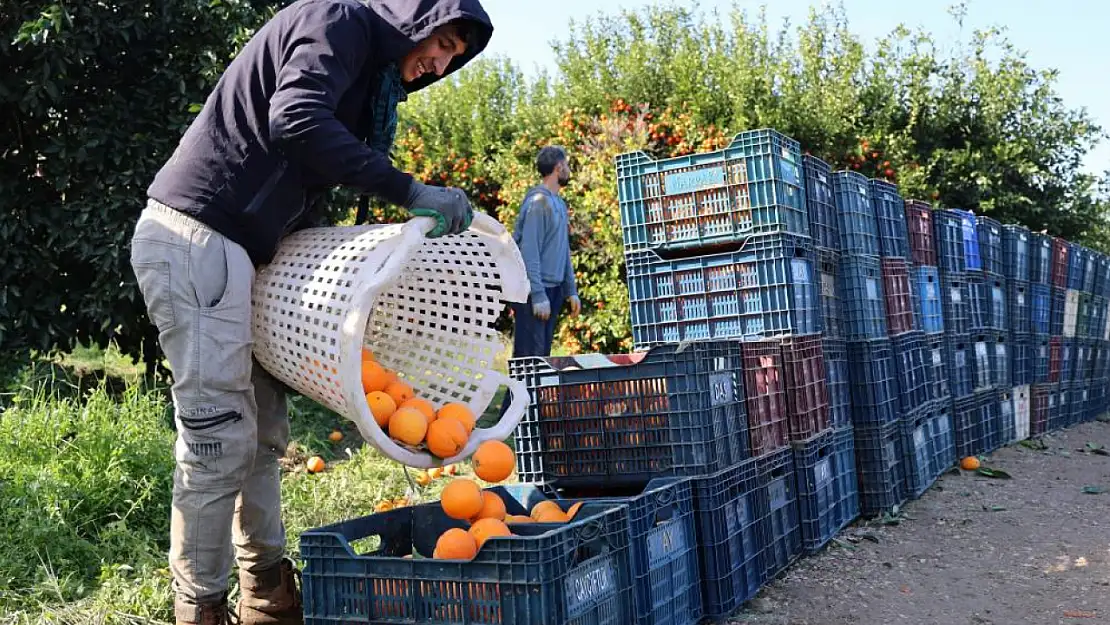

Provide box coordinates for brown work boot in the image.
[175,594,235,625]
[236,558,304,625]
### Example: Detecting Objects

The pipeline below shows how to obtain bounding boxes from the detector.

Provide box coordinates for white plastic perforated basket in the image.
[250,214,530,468]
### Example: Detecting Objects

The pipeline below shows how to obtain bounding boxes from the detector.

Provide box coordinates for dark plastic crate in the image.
[924,333,950,404]
[853,419,907,517]
[522,478,703,625]
[1001,224,1031,282]
[1013,384,1031,442]
[1031,283,1051,335]
[1095,253,1110,298]
[508,343,748,488]
[802,155,838,252]
[823,338,850,429]
[881,257,914,336]
[1032,335,1051,383]
[1076,293,1092,338]
[1073,340,1094,383]
[1087,384,1106,421]
[997,388,1016,445]
[1008,280,1031,335]
[838,255,888,340]
[299,489,634,625]
[780,335,831,442]
[1051,237,1068,289]
[933,209,966,273]
[742,340,789,457]
[940,272,971,335]
[1060,338,1075,383]
[953,392,1000,458]
[1048,336,1062,383]
[1031,383,1051,436]
[625,233,818,348]
[945,334,976,399]
[846,339,900,426]
[1049,287,1066,336]
[990,333,1010,390]
[971,332,1008,391]
[1069,383,1088,426]
[892,332,930,417]
[1095,344,1110,380]
[968,275,1006,332]
[870,179,909,258]
[1063,289,1079,338]
[790,428,858,553]
[1048,383,1067,433]
[913,265,944,334]
[1030,233,1052,285]
[816,248,842,339]
[946,209,982,272]
[689,458,765,618]
[616,129,808,254]
[1010,333,1032,386]
[832,171,879,256]
[1089,295,1107,339]
[985,274,1008,331]
[1067,243,1087,291]
[901,400,955,499]
[904,200,937,266]
[758,449,803,580]
[1082,248,1097,293]
[976,216,1003,277]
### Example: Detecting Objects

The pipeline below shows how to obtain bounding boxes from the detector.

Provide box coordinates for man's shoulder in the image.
[523,187,554,213]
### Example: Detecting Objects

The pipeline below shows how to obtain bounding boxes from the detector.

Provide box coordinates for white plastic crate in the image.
[1064,289,1080,338]
[1012,385,1030,443]
[250,215,530,467]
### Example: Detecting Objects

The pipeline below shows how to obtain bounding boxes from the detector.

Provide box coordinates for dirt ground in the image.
[731,420,1110,625]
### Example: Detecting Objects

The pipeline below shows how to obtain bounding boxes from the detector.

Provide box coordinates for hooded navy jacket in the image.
[146,0,493,265]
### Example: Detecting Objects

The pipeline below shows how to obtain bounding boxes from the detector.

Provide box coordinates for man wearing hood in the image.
[129,1,493,623]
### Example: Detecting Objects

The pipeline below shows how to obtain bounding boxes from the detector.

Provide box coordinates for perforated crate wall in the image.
[1002,224,1031,282]
[891,332,930,418]
[1030,283,1051,335]
[913,265,944,334]
[853,419,907,517]
[846,339,900,426]
[816,248,842,338]
[832,171,879,256]
[902,400,955,499]
[838,256,888,340]
[780,335,831,442]
[904,200,937,266]
[870,179,909,258]
[790,427,858,553]
[823,338,851,429]
[880,257,914,336]
[924,333,950,404]
[758,449,803,581]
[976,216,1003,276]
[1008,280,1031,335]
[1029,233,1052,285]
[802,154,838,251]
[940,272,971,335]
[743,340,789,457]
[945,334,976,399]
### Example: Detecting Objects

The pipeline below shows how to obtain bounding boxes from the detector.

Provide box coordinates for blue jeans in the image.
[511,286,565,358]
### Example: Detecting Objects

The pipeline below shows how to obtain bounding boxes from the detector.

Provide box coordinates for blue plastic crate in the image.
[945,334,976,398]
[1049,287,1066,336]
[924,333,950,404]
[1060,338,1076,382]
[758,448,803,580]
[971,332,1008,391]
[838,255,888,340]
[1088,384,1106,421]
[1008,280,1031,335]
[976,216,1003,276]
[615,129,808,254]
[1067,243,1087,291]
[846,339,900,426]
[870,179,909,258]
[1063,289,1080,338]
[953,392,1000,458]
[1090,295,1107,339]
[823,338,850,429]
[1029,233,1053,285]
[1010,333,1032,386]
[803,155,838,251]
[853,419,907,517]
[901,399,956,499]
[508,343,748,488]
[940,272,971,335]
[946,209,982,272]
[1073,340,1094,383]
[892,332,930,417]
[997,388,1016,445]
[1082,249,1097,293]
[300,489,635,625]
[912,265,944,334]
[933,209,965,273]
[625,233,818,347]
[1032,335,1051,383]
[521,478,703,625]
[1069,383,1088,426]
[1002,224,1031,282]
[1094,344,1110,380]
[1031,284,1051,335]
[1076,293,1093,338]
[832,171,879,256]
[790,428,858,554]
[1095,253,1110,298]
[1048,382,1068,433]
[816,248,842,338]
[968,274,1006,332]
[689,458,765,618]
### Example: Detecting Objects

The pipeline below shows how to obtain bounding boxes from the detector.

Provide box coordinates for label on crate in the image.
[866,278,879,300]
[925,283,936,299]
[883,440,897,469]
[821,274,836,297]
[664,166,726,196]
[935,414,950,434]
[646,520,689,563]
[708,372,735,407]
[768,477,788,511]
[815,457,832,487]
[564,557,617,615]
[932,349,943,366]
[791,259,811,282]
[913,427,926,448]
[950,286,962,302]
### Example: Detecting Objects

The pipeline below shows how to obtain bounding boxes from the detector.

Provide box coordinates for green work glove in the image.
[404,180,474,237]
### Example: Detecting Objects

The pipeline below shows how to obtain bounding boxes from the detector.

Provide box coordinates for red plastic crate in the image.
[1048,337,1062,383]
[880,257,914,336]
[904,200,937,266]
[1051,237,1069,289]
[742,339,788,457]
[779,335,830,442]
[1031,384,1050,436]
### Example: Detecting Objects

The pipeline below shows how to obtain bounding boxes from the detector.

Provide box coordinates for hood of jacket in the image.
[362,0,494,93]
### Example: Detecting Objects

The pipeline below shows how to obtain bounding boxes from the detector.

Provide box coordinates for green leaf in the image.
[1081,486,1106,495]
[188,103,203,113]
[977,468,1012,479]
[1085,443,1109,456]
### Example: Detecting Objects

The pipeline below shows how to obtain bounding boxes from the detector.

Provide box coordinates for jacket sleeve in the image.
[517,194,552,305]
[563,241,578,298]
[267,2,413,207]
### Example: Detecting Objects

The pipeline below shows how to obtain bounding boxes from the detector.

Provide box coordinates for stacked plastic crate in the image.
[1029,233,1055,436]
[1002,224,1032,444]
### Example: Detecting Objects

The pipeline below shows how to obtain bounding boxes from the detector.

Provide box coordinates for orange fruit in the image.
[437,403,476,434]
[306,456,325,474]
[328,430,343,443]
[375,501,394,512]
[361,361,390,394]
[385,380,415,406]
[415,471,432,487]
[401,398,437,423]
[529,500,562,521]
[468,518,511,549]
[471,491,507,521]
[444,464,459,476]
[534,509,569,523]
[566,502,584,520]
[388,407,428,446]
[428,467,445,479]
[472,440,514,483]
[441,479,484,520]
[433,528,478,560]
[362,347,375,362]
[366,391,397,427]
[505,514,533,524]
[960,456,981,471]
[427,418,469,459]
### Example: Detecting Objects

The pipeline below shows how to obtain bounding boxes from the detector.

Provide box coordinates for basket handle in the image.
[404,214,530,304]
[441,370,530,465]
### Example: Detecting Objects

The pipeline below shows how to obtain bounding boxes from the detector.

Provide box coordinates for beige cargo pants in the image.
[130,200,289,618]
